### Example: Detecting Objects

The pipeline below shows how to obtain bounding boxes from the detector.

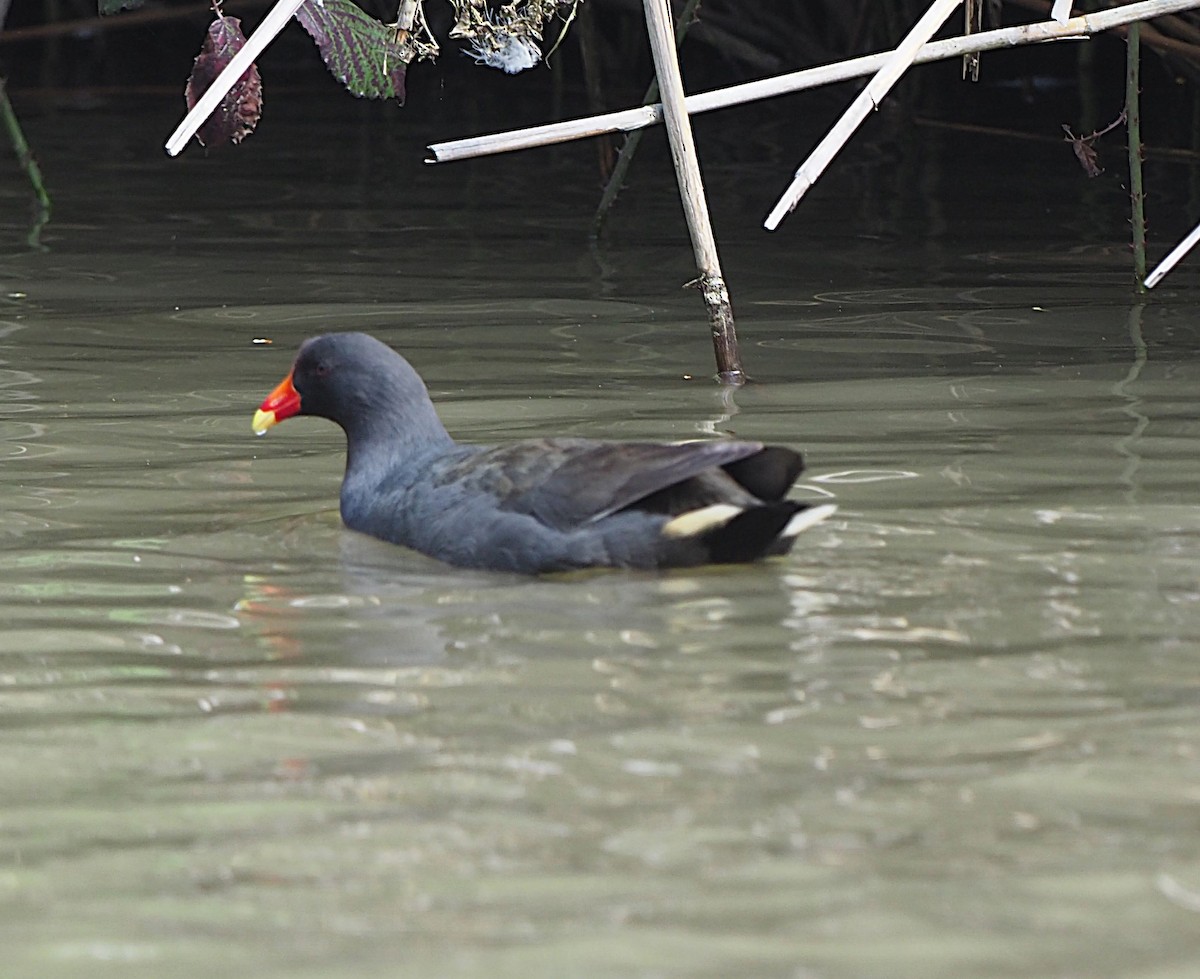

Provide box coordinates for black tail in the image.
[702,502,805,563]
[721,447,804,501]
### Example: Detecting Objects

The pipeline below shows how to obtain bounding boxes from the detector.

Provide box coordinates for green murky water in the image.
[1,89,1199,978]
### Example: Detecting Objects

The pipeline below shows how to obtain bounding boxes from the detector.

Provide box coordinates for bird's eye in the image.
[312,361,331,378]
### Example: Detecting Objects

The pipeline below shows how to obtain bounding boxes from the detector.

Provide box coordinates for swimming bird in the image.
[252,332,835,573]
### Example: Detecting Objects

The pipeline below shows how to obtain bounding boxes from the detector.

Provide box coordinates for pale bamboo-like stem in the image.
[426,0,1200,164]
[764,0,963,231]
[642,0,742,383]
[1145,220,1200,288]
[1051,0,1072,22]
[164,0,304,156]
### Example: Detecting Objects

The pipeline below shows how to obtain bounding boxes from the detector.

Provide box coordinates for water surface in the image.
[1,90,1200,978]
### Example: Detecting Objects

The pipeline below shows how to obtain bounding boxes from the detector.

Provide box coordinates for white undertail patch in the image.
[660,504,744,539]
[782,504,838,537]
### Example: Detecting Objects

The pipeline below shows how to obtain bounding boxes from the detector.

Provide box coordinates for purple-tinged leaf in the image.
[1062,115,1124,180]
[185,17,263,149]
[1068,135,1103,178]
[295,0,407,103]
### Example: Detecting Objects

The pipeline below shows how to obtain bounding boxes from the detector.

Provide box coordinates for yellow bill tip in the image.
[252,408,277,436]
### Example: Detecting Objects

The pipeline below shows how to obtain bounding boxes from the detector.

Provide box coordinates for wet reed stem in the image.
[1126,21,1147,289]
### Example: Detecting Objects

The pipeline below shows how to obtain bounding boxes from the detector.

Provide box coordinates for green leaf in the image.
[294,0,407,102]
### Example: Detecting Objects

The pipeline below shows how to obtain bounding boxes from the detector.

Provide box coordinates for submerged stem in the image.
[0,77,51,246]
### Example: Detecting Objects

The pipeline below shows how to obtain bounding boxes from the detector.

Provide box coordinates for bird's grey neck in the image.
[343,411,453,468]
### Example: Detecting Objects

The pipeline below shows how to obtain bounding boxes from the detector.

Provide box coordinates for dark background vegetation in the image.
[3,2,1199,145]
[2,0,1199,262]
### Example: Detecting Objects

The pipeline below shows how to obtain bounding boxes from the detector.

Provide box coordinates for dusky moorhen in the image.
[252,332,835,573]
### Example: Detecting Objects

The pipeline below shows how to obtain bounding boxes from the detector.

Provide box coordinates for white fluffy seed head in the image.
[468,34,542,74]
